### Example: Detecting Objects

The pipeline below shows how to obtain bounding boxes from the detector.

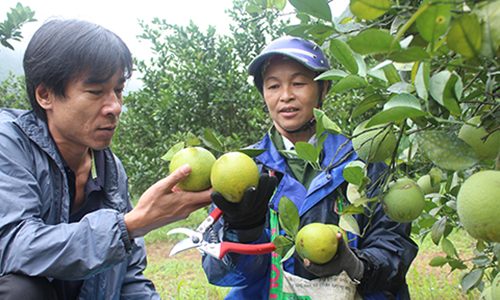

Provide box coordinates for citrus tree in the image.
[0,2,36,51]
[245,0,500,296]
[112,0,288,198]
[0,73,29,109]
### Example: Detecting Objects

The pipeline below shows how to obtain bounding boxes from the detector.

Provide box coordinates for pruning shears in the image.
[167,207,276,260]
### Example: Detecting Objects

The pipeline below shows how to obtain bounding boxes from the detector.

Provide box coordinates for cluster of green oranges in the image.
[169,147,259,203]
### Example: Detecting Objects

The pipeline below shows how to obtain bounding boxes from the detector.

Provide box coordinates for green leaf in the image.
[237,148,268,157]
[351,93,385,119]
[278,196,300,239]
[387,82,416,94]
[273,0,287,10]
[331,75,368,93]
[245,4,264,13]
[414,61,430,101]
[429,256,450,267]
[289,0,332,22]
[382,63,402,85]
[471,255,491,267]
[461,269,483,293]
[329,39,358,75]
[296,12,311,23]
[201,128,224,153]
[284,24,314,37]
[428,70,462,115]
[416,0,452,43]
[354,54,367,77]
[449,259,468,271]
[447,13,482,58]
[314,108,342,136]
[349,0,391,20]
[161,142,185,161]
[428,168,442,186]
[493,244,500,259]
[339,214,360,236]
[347,183,362,203]
[475,0,500,58]
[315,69,349,81]
[295,142,319,164]
[353,196,376,207]
[186,132,201,146]
[416,131,479,171]
[358,176,371,192]
[366,93,426,127]
[343,160,366,185]
[281,244,296,262]
[431,216,446,245]
[388,47,432,63]
[441,238,458,258]
[272,235,294,257]
[305,24,337,40]
[339,203,366,215]
[347,29,401,55]
[418,216,437,229]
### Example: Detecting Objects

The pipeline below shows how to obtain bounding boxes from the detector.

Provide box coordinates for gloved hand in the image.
[297,233,365,282]
[210,173,278,230]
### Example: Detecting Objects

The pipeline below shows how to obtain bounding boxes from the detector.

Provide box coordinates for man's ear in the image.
[35,84,53,110]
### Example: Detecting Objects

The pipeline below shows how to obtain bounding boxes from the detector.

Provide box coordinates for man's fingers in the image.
[162,164,191,192]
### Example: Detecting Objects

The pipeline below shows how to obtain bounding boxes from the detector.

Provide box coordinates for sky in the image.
[1,0,236,60]
[1,0,349,91]
[1,0,238,91]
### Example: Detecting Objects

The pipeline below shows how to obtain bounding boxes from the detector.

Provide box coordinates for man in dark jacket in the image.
[0,19,211,299]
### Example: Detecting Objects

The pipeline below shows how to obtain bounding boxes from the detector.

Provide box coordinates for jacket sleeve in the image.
[202,205,271,287]
[0,127,133,279]
[120,237,161,300]
[353,162,418,296]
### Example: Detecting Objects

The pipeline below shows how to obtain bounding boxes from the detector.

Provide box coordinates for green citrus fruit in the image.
[295,223,338,264]
[457,170,500,243]
[458,116,500,160]
[491,272,500,300]
[326,224,348,242]
[352,120,397,163]
[417,174,441,195]
[382,178,425,223]
[210,152,260,203]
[169,147,216,191]
[480,286,493,300]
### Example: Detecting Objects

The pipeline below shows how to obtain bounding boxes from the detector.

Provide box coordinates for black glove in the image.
[210,173,278,230]
[296,234,365,282]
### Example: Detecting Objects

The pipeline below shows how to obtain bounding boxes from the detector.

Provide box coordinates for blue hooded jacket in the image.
[0,109,160,300]
[203,131,418,300]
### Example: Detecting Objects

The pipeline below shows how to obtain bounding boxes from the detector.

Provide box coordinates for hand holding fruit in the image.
[297,231,364,282]
[124,164,213,239]
[211,173,278,231]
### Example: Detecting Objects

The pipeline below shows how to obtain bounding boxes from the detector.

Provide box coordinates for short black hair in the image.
[23,18,133,121]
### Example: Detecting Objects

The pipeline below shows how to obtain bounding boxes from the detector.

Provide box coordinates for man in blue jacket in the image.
[0,19,212,299]
[202,37,418,299]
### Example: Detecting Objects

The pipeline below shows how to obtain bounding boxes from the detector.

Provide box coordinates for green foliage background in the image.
[112,0,290,198]
[1,0,500,297]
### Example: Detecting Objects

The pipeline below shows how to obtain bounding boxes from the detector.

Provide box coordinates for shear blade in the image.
[167,227,195,236]
[169,237,198,256]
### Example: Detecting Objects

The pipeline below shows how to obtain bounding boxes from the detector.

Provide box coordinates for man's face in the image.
[42,71,125,153]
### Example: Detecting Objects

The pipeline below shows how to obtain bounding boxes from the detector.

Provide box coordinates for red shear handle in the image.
[219,242,276,259]
[209,207,224,222]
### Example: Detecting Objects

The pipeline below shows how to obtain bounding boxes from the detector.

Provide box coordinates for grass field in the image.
[143,208,481,300]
